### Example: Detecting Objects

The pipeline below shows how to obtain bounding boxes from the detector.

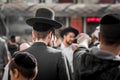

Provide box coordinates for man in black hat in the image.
[58,27,79,74]
[22,8,70,80]
[73,13,120,80]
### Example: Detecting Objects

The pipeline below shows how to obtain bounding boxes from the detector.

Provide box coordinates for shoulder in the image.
[53,44,61,50]
[74,47,89,58]
[47,46,62,54]
[46,47,66,58]
[19,43,30,51]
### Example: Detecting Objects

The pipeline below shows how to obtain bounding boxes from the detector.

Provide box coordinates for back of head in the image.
[9,52,38,79]
[100,13,120,45]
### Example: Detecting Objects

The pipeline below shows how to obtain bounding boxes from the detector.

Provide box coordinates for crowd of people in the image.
[0,7,119,80]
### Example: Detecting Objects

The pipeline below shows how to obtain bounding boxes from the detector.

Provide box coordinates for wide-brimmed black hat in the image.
[26,8,62,32]
[60,27,79,38]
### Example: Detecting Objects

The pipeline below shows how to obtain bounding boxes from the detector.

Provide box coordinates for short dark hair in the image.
[100,13,120,45]
[33,28,55,40]
[9,52,37,79]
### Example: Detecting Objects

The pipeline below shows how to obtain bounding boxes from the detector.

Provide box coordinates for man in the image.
[59,27,79,73]
[23,8,70,80]
[73,13,120,80]
[9,52,38,80]
[0,37,10,80]
[3,8,71,80]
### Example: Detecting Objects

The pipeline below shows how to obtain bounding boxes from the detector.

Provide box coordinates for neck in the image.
[100,43,120,55]
[63,40,70,47]
[17,76,28,80]
[34,39,48,45]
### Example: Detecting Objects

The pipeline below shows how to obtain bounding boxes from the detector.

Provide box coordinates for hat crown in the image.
[35,8,55,20]
[14,52,37,69]
[60,27,79,38]
[100,14,120,25]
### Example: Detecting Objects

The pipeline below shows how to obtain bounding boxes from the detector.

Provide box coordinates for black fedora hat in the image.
[26,8,62,32]
[60,27,79,38]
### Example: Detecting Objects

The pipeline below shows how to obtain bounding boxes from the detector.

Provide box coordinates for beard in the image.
[66,40,73,45]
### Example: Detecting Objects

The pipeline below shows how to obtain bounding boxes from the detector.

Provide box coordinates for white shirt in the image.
[60,43,74,72]
[2,62,10,80]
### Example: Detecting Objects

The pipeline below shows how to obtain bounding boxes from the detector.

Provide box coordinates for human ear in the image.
[48,31,52,39]
[32,30,36,42]
[14,69,19,78]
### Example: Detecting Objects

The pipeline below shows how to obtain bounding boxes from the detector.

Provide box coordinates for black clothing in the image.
[54,44,73,80]
[73,47,120,80]
[22,42,69,80]
[8,43,18,56]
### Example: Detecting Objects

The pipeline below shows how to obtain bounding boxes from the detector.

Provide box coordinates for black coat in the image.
[54,44,73,80]
[22,42,69,80]
[73,47,120,80]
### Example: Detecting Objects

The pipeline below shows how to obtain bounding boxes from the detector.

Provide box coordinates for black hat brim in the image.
[26,17,62,29]
[60,27,79,38]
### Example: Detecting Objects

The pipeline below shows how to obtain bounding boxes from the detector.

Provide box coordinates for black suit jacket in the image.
[22,42,69,80]
[54,44,75,80]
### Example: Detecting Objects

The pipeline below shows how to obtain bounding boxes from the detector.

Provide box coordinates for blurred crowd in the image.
[0,7,119,80]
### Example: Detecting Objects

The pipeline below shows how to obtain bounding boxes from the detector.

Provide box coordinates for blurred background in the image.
[0,0,119,41]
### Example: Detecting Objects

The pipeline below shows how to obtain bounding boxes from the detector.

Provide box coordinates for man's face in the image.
[64,32,75,45]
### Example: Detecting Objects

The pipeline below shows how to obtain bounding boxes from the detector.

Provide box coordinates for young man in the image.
[3,8,71,80]
[73,13,120,80]
[9,52,38,80]
[59,27,79,73]
[23,8,71,80]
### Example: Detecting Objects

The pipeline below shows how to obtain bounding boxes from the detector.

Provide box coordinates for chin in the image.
[67,42,72,45]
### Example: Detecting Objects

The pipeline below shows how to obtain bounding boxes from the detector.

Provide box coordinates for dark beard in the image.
[66,41,72,46]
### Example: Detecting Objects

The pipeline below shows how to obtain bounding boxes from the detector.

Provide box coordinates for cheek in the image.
[68,37,74,41]
[66,38,73,43]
